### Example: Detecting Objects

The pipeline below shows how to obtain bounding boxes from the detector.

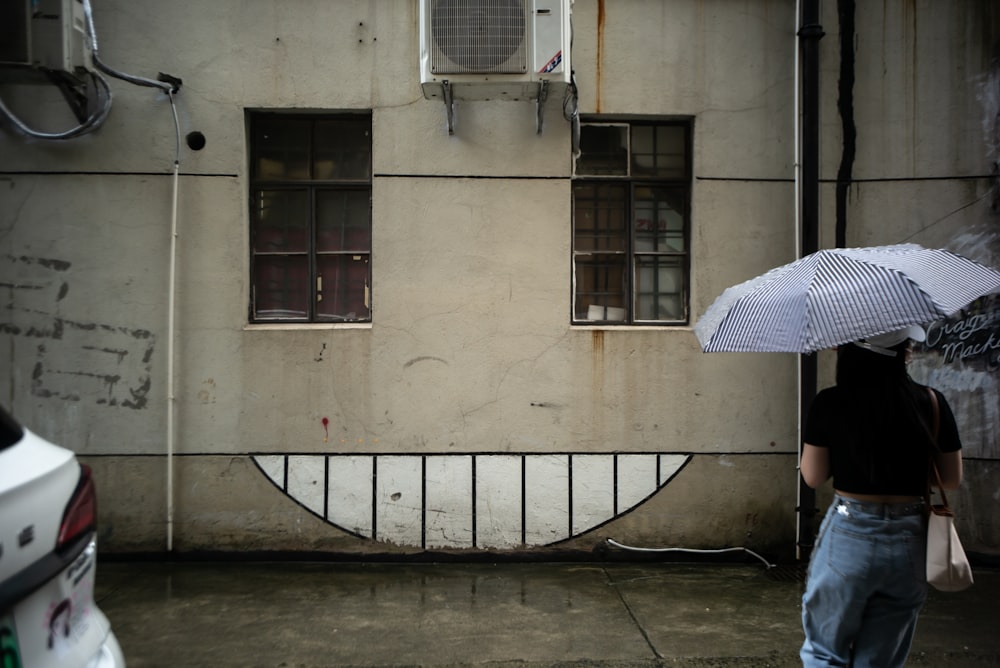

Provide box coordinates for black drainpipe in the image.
[797,0,823,563]
[836,0,856,249]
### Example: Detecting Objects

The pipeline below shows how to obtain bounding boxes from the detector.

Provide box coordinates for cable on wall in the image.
[0,0,181,140]
[563,72,580,157]
[0,68,112,140]
[562,7,579,156]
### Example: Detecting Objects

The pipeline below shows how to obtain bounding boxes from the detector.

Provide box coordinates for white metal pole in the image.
[793,0,804,561]
[166,157,178,552]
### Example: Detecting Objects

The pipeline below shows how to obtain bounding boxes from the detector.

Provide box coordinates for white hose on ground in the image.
[606,538,775,570]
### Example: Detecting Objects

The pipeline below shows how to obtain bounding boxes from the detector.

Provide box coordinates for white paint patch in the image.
[375,456,423,546]
[287,455,325,517]
[425,455,473,548]
[252,452,692,549]
[524,454,569,545]
[327,456,374,538]
[659,454,691,484]
[572,455,614,536]
[475,455,524,548]
[618,454,659,508]
[255,455,285,488]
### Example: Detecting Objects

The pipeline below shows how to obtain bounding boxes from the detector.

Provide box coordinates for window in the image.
[249,112,372,323]
[572,121,690,325]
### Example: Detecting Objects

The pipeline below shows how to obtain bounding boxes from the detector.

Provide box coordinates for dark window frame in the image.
[572,119,692,326]
[247,111,373,324]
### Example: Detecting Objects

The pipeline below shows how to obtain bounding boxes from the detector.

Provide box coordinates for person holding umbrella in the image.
[691,243,997,664]
[798,325,964,667]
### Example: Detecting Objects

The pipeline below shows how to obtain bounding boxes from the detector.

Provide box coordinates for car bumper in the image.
[86,628,125,668]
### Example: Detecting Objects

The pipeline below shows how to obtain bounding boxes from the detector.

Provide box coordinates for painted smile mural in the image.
[253,453,691,549]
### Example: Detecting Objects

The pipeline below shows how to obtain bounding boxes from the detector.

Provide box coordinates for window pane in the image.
[253,190,309,252]
[633,185,686,252]
[632,125,686,178]
[253,255,309,320]
[316,190,371,252]
[574,253,627,321]
[249,113,373,324]
[575,124,628,176]
[634,255,686,321]
[254,118,310,180]
[317,255,370,321]
[315,119,372,180]
[573,183,627,252]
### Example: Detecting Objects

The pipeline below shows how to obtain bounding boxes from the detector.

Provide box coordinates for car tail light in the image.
[57,464,97,549]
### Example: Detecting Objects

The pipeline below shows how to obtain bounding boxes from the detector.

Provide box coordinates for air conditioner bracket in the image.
[437,79,551,135]
[443,80,455,135]
[535,80,549,134]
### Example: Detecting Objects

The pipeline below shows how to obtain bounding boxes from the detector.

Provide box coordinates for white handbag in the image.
[925,389,974,592]
[926,501,973,591]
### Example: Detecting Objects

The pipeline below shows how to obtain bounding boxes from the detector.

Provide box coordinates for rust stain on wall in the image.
[592,328,604,352]
[591,329,604,393]
[596,0,605,113]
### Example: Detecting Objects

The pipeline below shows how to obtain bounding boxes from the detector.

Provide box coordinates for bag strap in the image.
[926,387,950,512]
[928,387,940,442]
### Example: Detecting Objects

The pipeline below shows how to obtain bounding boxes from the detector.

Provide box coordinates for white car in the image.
[0,406,125,668]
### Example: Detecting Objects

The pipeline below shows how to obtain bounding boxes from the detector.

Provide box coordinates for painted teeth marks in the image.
[253,452,691,549]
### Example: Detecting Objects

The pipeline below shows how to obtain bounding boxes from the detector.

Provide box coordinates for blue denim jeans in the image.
[800,496,928,667]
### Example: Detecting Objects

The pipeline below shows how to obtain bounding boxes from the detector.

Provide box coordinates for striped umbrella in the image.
[694,244,1000,353]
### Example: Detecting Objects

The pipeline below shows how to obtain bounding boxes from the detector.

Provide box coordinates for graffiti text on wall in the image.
[922,295,1000,371]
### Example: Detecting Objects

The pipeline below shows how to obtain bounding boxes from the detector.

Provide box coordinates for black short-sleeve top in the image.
[804,386,962,496]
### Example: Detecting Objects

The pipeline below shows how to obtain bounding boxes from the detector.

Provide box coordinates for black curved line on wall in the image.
[836,0,856,249]
[250,452,693,549]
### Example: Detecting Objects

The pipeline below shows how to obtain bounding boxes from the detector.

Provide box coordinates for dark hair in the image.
[835,341,935,483]
[836,340,909,387]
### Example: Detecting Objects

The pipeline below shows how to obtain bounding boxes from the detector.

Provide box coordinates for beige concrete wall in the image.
[2,0,998,560]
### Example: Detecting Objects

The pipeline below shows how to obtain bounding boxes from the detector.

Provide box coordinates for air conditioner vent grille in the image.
[430,0,527,74]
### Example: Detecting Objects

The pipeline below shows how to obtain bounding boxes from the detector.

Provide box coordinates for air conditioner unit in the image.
[0,0,91,83]
[419,0,572,132]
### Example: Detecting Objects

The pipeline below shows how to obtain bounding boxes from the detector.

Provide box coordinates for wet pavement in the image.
[94,558,1000,667]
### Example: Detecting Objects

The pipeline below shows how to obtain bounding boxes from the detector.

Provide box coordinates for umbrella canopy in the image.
[694,244,1000,353]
